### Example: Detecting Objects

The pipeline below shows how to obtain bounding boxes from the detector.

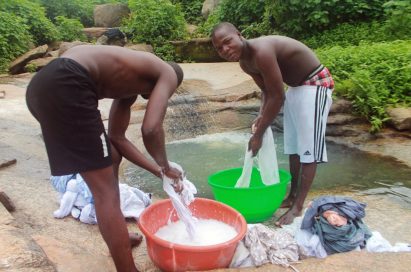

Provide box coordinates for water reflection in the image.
[125,131,411,204]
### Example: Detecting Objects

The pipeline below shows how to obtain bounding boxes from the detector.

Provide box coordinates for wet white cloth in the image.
[230,224,299,269]
[51,174,152,224]
[162,161,198,239]
[236,128,280,188]
[366,231,411,253]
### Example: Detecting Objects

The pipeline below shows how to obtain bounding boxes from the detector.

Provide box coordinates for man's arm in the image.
[141,70,178,177]
[108,96,162,177]
[248,50,285,155]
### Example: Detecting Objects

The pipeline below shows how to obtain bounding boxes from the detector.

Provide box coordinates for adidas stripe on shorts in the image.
[283,85,333,163]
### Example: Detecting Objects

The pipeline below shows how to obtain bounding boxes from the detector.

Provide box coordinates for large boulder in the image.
[58,41,90,56]
[25,57,57,72]
[387,107,411,131]
[201,0,222,18]
[171,38,224,62]
[8,45,48,75]
[94,3,130,27]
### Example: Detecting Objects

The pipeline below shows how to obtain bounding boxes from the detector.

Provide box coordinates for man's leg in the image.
[110,144,122,180]
[81,166,138,272]
[276,162,317,226]
[280,154,300,208]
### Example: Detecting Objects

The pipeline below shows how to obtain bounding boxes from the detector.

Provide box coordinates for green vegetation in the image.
[123,0,187,60]
[0,11,32,71]
[0,0,409,132]
[55,16,87,42]
[0,0,58,45]
[318,41,411,132]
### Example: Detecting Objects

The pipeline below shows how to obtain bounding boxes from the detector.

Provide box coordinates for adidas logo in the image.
[304,150,311,155]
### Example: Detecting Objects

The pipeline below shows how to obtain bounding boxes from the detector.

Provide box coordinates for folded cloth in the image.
[301,196,367,230]
[162,161,198,239]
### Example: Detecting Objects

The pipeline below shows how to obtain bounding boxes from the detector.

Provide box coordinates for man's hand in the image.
[251,116,262,134]
[162,166,183,192]
[248,134,263,157]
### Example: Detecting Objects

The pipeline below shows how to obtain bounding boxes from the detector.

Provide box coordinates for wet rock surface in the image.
[0,64,410,271]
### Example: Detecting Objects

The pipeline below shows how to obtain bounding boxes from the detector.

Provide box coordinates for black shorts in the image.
[26,58,112,176]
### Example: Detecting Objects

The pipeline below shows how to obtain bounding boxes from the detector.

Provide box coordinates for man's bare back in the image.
[62,45,176,99]
[239,36,320,87]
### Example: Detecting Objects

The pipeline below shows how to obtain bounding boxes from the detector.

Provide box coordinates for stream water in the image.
[125,131,411,207]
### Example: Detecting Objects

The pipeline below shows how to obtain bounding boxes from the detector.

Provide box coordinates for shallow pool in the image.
[125,131,411,206]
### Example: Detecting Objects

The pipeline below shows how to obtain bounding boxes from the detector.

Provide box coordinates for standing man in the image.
[211,22,334,226]
[26,45,184,271]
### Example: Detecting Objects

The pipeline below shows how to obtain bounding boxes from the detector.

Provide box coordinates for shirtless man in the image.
[211,22,334,226]
[26,45,184,272]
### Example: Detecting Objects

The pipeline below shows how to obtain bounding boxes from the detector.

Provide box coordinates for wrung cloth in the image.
[230,224,299,270]
[236,128,280,188]
[162,161,198,239]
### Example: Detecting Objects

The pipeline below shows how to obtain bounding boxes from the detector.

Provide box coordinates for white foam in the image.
[155,218,238,246]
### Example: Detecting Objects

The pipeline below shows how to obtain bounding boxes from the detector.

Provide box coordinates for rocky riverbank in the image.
[1,63,410,271]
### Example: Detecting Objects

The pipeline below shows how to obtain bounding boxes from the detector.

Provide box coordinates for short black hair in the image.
[211,22,239,38]
[167,61,184,86]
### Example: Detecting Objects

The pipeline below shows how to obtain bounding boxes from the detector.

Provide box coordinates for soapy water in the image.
[155,218,238,246]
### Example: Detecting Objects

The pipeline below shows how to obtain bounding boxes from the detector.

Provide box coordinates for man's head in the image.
[211,22,244,62]
[167,61,184,87]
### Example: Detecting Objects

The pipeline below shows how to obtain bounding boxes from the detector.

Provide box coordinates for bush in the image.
[303,22,387,49]
[383,0,411,40]
[270,0,388,38]
[0,0,58,45]
[194,5,222,37]
[0,12,32,72]
[55,16,87,42]
[218,0,266,31]
[123,0,187,45]
[172,0,204,24]
[317,40,411,132]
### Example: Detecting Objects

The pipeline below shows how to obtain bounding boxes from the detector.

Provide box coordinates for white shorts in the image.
[283,85,333,163]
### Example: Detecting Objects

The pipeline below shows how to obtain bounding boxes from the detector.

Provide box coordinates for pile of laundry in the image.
[230,195,411,269]
[50,174,152,224]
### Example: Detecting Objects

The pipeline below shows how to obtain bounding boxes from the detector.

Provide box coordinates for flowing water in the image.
[126,131,411,203]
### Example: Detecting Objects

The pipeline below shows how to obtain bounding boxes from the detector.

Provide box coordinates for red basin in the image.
[138,198,247,272]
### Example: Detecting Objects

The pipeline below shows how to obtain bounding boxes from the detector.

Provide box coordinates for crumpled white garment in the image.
[366,231,411,253]
[230,224,299,268]
[51,173,152,225]
[236,128,280,188]
[162,161,198,239]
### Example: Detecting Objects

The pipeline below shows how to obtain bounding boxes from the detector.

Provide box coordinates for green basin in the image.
[208,167,291,223]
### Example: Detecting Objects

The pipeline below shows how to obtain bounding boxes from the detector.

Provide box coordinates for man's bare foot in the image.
[280,197,294,208]
[275,206,302,226]
[129,233,143,248]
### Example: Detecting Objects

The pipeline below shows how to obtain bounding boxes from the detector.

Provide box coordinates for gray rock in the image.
[202,0,222,18]
[8,45,48,75]
[94,3,130,27]
[387,107,411,131]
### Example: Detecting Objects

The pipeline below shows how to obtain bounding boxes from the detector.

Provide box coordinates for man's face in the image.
[212,28,243,62]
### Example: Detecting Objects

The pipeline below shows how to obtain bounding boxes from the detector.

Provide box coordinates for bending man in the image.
[211,23,334,226]
[26,45,184,271]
